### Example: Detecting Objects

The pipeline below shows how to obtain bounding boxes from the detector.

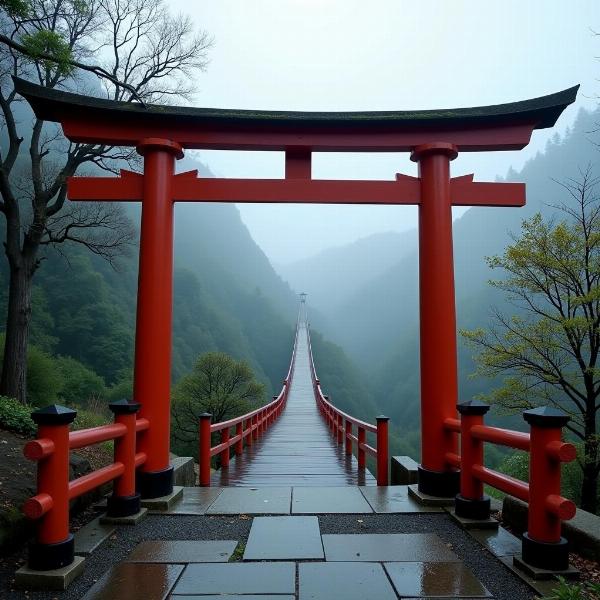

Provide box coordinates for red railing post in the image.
[455,401,491,520]
[25,405,77,570]
[337,414,343,444]
[345,419,352,456]
[235,422,243,455]
[522,407,576,571]
[199,413,212,487]
[220,426,230,469]
[376,416,389,486]
[358,427,366,469]
[247,418,253,447]
[252,414,258,441]
[107,400,142,518]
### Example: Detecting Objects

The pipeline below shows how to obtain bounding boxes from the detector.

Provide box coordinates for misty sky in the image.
[169,0,599,264]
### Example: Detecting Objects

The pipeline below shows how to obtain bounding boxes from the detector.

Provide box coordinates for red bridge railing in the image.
[198,320,300,486]
[306,325,389,486]
[22,400,148,571]
[446,400,576,571]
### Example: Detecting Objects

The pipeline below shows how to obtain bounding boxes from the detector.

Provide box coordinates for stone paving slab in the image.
[171,596,295,600]
[292,486,373,513]
[470,527,522,557]
[322,533,460,562]
[244,516,324,560]
[206,486,292,514]
[172,562,295,595]
[359,485,443,513]
[299,562,397,600]
[82,563,184,599]
[384,561,492,598]
[15,556,85,592]
[498,555,562,597]
[74,516,115,556]
[125,540,237,563]
[164,487,223,515]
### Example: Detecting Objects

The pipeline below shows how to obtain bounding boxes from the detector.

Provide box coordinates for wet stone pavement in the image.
[0,487,539,600]
[0,486,534,600]
[83,520,495,599]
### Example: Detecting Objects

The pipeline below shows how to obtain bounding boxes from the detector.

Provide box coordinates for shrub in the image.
[0,396,36,436]
[543,577,600,599]
[0,334,63,407]
[55,356,106,407]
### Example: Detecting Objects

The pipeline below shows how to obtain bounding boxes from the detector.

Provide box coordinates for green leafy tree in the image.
[0,0,213,403]
[171,352,264,452]
[462,169,600,514]
[0,332,62,405]
[55,355,105,405]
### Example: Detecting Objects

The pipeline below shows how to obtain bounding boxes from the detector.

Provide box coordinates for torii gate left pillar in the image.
[134,138,182,498]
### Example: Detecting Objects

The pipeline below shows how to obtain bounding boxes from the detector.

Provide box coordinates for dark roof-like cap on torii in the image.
[12,76,578,131]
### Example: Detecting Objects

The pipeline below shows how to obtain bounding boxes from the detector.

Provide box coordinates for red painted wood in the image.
[413,143,459,474]
[285,150,311,179]
[61,119,537,151]
[133,139,181,476]
[112,412,137,500]
[459,412,485,501]
[35,422,71,545]
[528,422,576,542]
[67,174,524,207]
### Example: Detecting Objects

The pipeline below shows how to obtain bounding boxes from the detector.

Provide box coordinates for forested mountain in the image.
[0,145,374,435]
[278,230,417,315]
[278,106,600,458]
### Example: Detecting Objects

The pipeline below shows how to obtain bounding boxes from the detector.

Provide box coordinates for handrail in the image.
[22,399,148,571]
[446,401,576,572]
[198,315,301,486]
[306,323,389,486]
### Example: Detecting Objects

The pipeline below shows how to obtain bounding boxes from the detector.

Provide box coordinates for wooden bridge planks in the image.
[211,325,376,487]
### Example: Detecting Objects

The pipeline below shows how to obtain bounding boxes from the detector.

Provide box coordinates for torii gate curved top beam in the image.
[13,77,577,151]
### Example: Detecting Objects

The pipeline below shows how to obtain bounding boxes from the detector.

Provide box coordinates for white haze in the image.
[168,0,599,264]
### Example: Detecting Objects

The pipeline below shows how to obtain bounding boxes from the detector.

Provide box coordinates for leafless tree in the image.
[0,0,213,403]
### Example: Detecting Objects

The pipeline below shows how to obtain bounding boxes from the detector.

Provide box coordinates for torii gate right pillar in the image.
[412,142,460,497]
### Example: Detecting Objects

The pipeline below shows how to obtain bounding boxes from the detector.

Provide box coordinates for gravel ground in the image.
[0,512,536,599]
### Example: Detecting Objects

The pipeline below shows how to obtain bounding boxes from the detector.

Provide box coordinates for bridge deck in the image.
[211,323,375,486]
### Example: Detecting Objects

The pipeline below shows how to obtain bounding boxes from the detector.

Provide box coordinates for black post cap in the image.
[376,415,390,422]
[109,399,141,414]
[31,404,77,426]
[523,406,570,428]
[199,412,212,419]
[457,400,490,416]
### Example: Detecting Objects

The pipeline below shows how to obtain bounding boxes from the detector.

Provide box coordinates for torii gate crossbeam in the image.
[13,77,577,509]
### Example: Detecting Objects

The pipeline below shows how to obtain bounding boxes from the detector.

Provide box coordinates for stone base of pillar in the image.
[16,555,85,590]
[521,532,570,572]
[136,465,173,499]
[455,494,491,520]
[106,492,141,518]
[417,465,460,497]
[28,534,74,571]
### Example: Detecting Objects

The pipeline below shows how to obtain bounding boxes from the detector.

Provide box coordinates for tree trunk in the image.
[580,415,598,514]
[580,462,598,515]
[0,261,33,404]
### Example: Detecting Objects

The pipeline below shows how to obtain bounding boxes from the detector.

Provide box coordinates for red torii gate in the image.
[14,78,577,505]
